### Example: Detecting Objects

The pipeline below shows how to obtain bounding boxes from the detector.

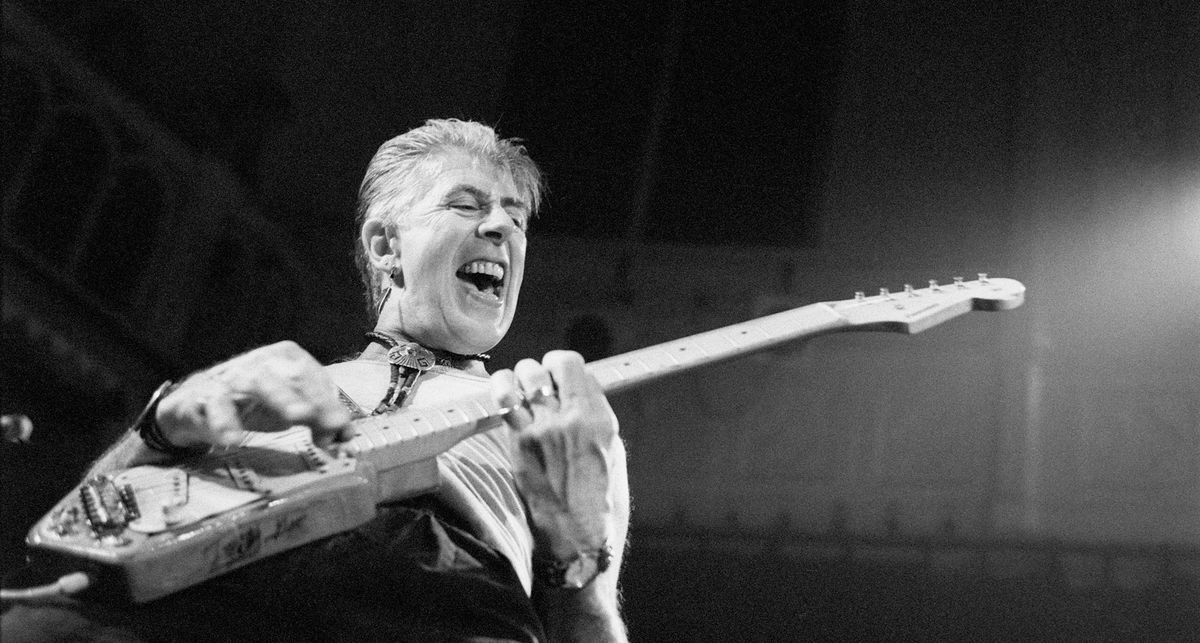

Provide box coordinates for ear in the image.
[361,218,399,276]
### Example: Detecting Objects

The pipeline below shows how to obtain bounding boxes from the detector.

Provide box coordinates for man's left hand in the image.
[490,350,621,556]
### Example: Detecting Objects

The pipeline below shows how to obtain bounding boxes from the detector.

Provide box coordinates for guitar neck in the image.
[345,276,1025,472]
[587,302,846,394]
[343,303,846,466]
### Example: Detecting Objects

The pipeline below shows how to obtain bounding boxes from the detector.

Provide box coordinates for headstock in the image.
[826,274,1025,334]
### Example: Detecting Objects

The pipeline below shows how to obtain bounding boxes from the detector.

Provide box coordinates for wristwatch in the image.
[535,542,613,590]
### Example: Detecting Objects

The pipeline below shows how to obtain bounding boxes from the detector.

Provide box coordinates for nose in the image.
[477,203,516,244]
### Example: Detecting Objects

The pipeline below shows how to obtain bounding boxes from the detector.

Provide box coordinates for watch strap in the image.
[135,380,204,457]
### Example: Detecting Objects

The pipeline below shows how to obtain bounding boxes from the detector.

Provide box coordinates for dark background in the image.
[4,1,1198,639]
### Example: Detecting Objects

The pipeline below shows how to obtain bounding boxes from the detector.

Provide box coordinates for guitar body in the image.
[25,275,1025,603]
[27,428,440,603]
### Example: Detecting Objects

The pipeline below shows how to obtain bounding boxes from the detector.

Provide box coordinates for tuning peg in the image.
[855,291,865,302]
[978,273,989,284]
[929,279,940,291]
[904,284,915,296]
[954,276,965,288]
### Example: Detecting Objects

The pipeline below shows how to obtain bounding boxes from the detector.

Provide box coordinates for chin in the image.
[447,324,505,355]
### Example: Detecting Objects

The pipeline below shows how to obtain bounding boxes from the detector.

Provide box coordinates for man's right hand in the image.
[155,341,352,450]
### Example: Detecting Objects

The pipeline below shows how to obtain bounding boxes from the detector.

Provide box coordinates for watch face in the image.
[562,557,595,589]
[538,543,611,589]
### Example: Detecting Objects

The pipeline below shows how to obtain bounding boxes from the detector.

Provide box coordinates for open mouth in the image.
[456,260,506,299]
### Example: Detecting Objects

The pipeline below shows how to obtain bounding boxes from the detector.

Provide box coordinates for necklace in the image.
[363,331,490,414]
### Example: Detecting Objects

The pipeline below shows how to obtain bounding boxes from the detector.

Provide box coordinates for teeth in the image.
[460,261,505,281]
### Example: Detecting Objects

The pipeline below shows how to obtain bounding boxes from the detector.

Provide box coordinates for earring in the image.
[377,285,392,315]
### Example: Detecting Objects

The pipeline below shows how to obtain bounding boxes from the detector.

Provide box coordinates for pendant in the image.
[387,343,436,371]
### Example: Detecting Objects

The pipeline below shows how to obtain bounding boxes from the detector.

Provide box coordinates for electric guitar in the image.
[25,275,1024,603]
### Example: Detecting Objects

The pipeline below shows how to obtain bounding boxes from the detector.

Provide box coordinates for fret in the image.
[416,407,453,432]
[396,415,425,442]
[433,406,463,428]
[768,306,839,338]
[461,397,497,423]
[638,347,683,370]
[691,330,738,356]
[388,413,419,442]
[724,323,771,347]
[362,427,390,451]
[380,424,407,447]
[346,435,371,455]
[660,338,709,364]
[590,357,648,382]
[354,426,383,451]
[390,417,419,443]
[589,365,626,389]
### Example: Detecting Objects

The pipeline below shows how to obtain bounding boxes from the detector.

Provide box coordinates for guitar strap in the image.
[336,387,370,420]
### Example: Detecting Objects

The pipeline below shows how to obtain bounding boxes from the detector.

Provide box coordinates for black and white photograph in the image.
[2,1,1197,640]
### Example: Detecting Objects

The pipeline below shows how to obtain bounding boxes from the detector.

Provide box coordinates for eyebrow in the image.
[445,184,528,213]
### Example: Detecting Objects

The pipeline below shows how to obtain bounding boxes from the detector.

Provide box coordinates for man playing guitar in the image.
[4,119,630,642]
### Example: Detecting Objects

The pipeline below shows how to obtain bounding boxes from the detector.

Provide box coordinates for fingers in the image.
[493,352,607,428]
[491,367,533,431]
[540,350,598,401]
[192,379,248,447]
[514,357,559,409]
[495,351,619,555]
[225,372,346,435]
[492,356,564,431]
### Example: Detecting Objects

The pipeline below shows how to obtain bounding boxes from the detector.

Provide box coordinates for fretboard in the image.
[341,303,849,473]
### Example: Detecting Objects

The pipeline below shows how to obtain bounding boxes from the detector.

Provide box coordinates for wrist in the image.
[135,381,205,456]
[534,540,613,590]
[534,559,627,643]
[529,497,614,548]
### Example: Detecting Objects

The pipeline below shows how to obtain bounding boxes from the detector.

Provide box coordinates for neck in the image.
[359,328,490,374]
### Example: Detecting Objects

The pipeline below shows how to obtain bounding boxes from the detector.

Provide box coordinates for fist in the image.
[156,341,352,450]
[491,350,620,555]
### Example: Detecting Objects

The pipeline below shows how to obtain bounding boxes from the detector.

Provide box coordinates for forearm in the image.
[535,437,630,642]
[84,340,351,479]
[536,575,626,643]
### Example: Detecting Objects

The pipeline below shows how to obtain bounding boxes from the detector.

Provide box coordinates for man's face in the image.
[387,151,529,354]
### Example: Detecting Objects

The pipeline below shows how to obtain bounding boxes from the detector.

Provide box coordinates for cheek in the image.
[508,269,525,298]
[396,260,441,311]
[508,240,527,286]
[399,237,443,287]
[511,265,526,296]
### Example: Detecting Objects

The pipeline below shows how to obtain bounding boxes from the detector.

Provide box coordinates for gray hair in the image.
[354,119,544,318]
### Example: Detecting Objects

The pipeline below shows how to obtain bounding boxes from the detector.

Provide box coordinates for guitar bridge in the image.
[78,475,140,538]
